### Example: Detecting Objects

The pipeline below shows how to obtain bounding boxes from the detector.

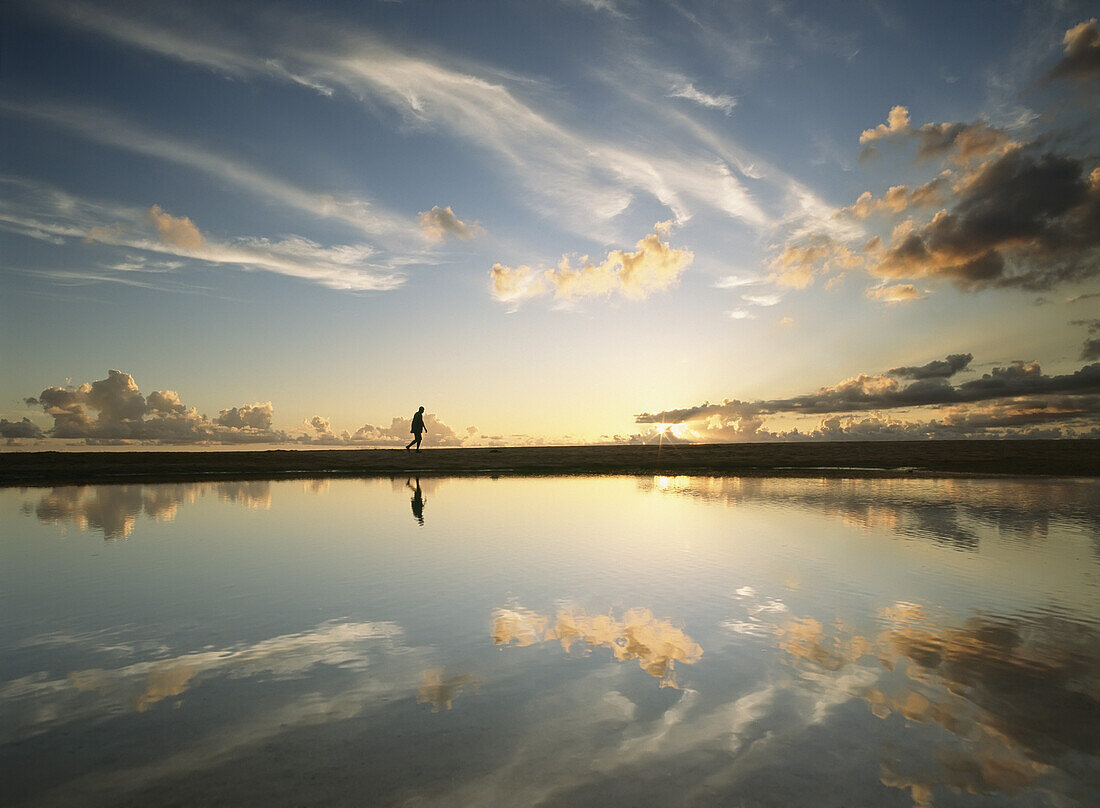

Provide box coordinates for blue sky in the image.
[2,0,1098,446]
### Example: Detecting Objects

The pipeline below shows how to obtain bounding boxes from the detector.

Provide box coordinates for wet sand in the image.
[2,440,1097,486]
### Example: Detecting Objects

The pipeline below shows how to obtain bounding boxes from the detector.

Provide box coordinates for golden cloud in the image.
[490,226,693,305]
[146,204,205,250]
[491,605,703,687]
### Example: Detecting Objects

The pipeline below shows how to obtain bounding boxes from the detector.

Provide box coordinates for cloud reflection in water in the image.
[21,481,273,539]
[492,605,703,687]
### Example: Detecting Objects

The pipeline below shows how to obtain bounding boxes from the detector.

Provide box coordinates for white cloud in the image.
[669,81,737,115]
[741,293,781,306]
[32,2,772,238]
[865,283,925,304]
[0,99,414,243]
[0,179,405,292]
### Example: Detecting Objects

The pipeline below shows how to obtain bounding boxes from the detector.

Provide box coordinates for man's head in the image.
[418,406,425,413]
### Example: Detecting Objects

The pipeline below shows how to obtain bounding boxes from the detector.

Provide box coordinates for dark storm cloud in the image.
[887,352,972,379]
[1073,319,1100,360]
[1046,18,1100,81]
[1,418,44,439]
[873,148,1100,291]
[635,355,1100,424]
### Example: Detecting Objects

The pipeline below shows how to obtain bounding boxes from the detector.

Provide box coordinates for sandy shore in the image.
[2,440,1097,486]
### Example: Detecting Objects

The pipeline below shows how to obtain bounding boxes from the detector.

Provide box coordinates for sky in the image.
[1,0,1098,448]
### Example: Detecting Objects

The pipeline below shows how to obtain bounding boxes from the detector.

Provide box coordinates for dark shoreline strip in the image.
[2,440,1097,487]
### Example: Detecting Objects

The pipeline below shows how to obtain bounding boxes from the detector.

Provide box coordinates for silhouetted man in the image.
[407,477,425,525]
[406,406,427,452]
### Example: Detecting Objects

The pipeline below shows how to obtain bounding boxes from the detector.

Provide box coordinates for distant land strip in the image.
[2,441,1098,487]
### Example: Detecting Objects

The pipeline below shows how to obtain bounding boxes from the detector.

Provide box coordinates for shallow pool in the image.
[2,475,1097,806]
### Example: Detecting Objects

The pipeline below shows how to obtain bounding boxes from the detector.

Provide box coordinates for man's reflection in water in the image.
[407,477,425,525]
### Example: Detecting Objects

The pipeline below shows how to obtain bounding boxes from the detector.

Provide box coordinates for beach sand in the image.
[2,440,1097,486]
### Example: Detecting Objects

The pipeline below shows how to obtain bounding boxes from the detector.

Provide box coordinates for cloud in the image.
[216,402,274,430]
[634,354,1100,440]
[713,274,759,289]
[1,100,414,242]
[668,82,737,115]
[859,104,911,143]
[25,370,288,444]
[417,205,482,243]
[146,205,204,249]
[19,369,474,447]
[864,283,924,304]
[913,120,1013,164]
[490,226,693,306]
[1,618,408,737]
[492,604,703,688]
[769,234,863,289]
[25,481,272,539]
[887,353,973,380]
[1072,318,1100,360]
[840,178,945,219]
[871,149,1100,291]
[859,106,1012,164]
[772,23,1098,301]
[1046,19,1100,81]
[741,292,781,307]
[0,179,405,292]
[29,1,772,238]
[1,417,43,439]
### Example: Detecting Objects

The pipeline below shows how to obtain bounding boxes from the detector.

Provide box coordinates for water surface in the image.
[2,476,1098,807]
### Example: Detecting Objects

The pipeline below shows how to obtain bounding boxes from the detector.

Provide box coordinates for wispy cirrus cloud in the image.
[0,177,405,291]
[31,0,771,239]
[668,81,737,115]
[1,99,415,243]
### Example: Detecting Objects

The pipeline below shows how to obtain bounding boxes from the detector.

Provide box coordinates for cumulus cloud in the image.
[216,402,274,430]
[417,205,482,243]
[769,234,863,289]
[777,104,1098,295]
[887,353,973,379]
[859,105,1012,164]
[859,104,911,144]
[18,370,476,447]
[634,354,1100,441]
[1046,19,1100,81]
[146,204,205,249]
[490,225,693,306]
[771,23,1098,302]
[492,604,703,688]
[26,482,272,539]
[1,417,44,440]
[25,370,288,444]
[871,149,1100,291]
[1073,318,1100,360]
[840,178,945,219]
